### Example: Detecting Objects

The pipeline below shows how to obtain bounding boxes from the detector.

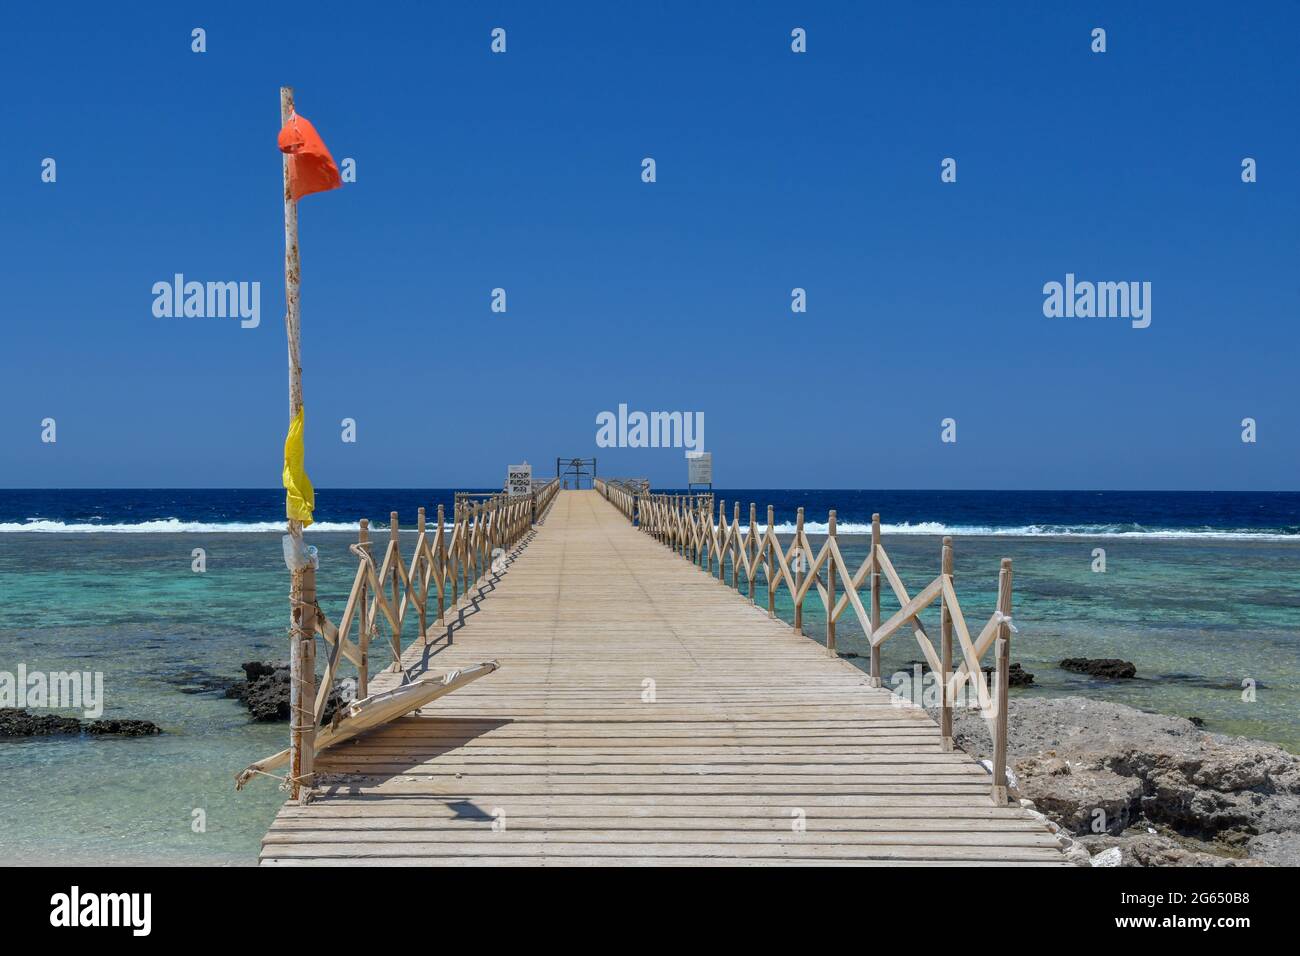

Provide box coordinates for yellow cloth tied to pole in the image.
[282,407,315,527]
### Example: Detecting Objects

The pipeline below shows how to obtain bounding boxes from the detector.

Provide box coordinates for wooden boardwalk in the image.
[261,490,1067,866]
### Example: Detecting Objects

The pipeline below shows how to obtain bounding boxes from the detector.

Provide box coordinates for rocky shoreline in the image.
[223,660,347,723]
[159,660,349,723]
[2,660,349,738]
[0,708,161,737]
[937,696,1300,867]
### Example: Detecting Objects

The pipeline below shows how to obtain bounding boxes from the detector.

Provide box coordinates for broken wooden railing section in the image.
[596,480,1017,803]
[238,478,559,794]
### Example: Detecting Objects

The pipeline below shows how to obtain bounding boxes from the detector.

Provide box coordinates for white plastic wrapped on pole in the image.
[282,534,319,571]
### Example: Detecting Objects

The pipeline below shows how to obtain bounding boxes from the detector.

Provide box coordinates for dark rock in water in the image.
[85,718,162,736]
[1008,663,1034,687]
[1061,658,1137,679]
[157,666,239,698]
[1189,716,1206,728]
[1,709,162,737]
[0,708,82,736]
[242,661,283,682]
[229,661,345,723]
[1159,673,1264,691]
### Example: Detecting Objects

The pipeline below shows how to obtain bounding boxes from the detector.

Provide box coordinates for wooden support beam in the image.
[940,536,954,752]
[869,513,881,688]
[991,558,1013,805]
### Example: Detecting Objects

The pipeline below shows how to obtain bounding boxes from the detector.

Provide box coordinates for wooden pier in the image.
[258,489,1066,866]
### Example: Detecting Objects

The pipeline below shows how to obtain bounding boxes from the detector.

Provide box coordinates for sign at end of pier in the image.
[507,462,532,496]
[687,452,712,486]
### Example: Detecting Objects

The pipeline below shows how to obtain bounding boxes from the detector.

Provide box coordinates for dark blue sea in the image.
[3,488,1298,537]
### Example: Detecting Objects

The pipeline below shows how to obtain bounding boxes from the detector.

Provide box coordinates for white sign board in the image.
[686,452,712,486]
[507,463,533,496]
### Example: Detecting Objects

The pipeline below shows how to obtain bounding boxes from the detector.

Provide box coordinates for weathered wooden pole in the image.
[939,536,954,751]
[766,505,776,618]
[825,510,837,656]
[281,85,316,804]
[416,507,428,644]
[435,504,447,624]
[747,503,757,603]
[793,507,805,636]
[991,558,1013,804]
[717,500,725,580]
[389,511,402,662]
[449,503,460,606]
[869,513,882,687]
[731,502,741,590]
[357,518,370,699]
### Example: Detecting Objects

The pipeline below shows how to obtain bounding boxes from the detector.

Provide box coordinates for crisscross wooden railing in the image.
[243,478,559,792]
[597,483,1018,803]
[594,478,654,522]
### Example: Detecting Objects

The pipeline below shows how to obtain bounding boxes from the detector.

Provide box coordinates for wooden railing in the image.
[592,478,653,522]
[258,477,559,790]
[599,485,1017,804]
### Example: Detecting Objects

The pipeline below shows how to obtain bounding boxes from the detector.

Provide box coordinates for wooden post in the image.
[826,510,837,657]
[793,507,805,636]
[869,512,881,688]
[731,502,741,590]
[357,518,370,699]
[687,497,695,563]
[713,500,724,579]
[474,502,484,582]
[464,502,472,591]
[435,504,446,624]
[684,495,689,558]
[416,507,428,645]
[766,505,776,618]
[280,85,315,803]
[688,496,694,562]
[991,558,1013,804]
[448,503,460,606]
[460,504,471,594]
[389,511,402,667]
[939,536,954,751]
[747,503,757,603]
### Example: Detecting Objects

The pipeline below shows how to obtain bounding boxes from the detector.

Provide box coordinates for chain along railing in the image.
[237,477,560,791]
[597,482,1018,803]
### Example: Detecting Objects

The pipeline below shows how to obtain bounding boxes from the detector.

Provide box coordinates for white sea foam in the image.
[732,522,1299,541]
[0,519,413,534]
[0,517,1293,540]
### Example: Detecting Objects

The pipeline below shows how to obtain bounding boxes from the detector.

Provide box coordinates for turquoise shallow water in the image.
[0,529,1297,864]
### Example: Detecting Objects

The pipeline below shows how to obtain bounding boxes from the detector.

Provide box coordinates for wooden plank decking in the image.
[261,490,1067,866]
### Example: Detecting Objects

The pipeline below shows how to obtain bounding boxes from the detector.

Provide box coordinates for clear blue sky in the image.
[2,1,1296,490]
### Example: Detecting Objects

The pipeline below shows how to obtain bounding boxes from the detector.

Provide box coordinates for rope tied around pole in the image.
[991,610,1019,633]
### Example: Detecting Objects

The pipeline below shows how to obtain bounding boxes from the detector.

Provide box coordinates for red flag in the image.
[277,112,342,201]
